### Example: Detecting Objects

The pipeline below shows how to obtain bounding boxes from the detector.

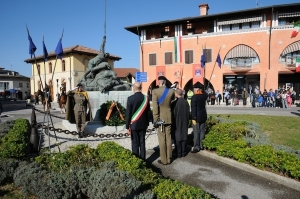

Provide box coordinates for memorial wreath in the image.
[99,101,126,126]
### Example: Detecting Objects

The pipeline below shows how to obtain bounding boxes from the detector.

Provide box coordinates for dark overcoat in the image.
[173,97,190,141]
[191,92,208,123]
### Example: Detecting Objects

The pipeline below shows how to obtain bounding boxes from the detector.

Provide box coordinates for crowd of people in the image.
[203,84,298,109]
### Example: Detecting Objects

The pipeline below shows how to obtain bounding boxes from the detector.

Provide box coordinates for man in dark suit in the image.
[191,81,208,153]
[152,76,175,165]
[173,89,190,158]
[126,82,150,160]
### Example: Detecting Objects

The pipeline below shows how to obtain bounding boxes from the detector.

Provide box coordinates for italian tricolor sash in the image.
[130,95,148,124]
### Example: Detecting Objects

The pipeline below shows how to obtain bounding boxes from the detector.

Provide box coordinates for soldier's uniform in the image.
[152,76,175,165]
[66,83,90,138]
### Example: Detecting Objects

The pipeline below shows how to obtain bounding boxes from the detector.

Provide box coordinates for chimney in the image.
[199,4,209,16]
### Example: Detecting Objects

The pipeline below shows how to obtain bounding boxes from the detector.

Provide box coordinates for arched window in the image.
[62,60,66,71]
[224,44,260,70]
[279,41,300,67]
[49,62,52,73]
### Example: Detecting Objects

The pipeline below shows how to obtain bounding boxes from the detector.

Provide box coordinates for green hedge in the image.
[203,118,300,180]
[0,118,31,158]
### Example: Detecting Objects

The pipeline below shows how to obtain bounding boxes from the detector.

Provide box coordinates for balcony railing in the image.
[143,25,294,42]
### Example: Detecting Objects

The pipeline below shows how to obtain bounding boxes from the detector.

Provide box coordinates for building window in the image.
[203,49,212,63]
[165,26,169,32]
[19,82,23,87]
[49,62,52,73]
[149,53,156,66]
[62,60,66,71]
[187,22,192,29]
[232,24,240,30]
[27,83,29,88]
[251,21,260,28]
[164,52,173,65]
[242,22,250,29]
[185,50,193,64]
[280,51,300,67]
[222,25,230,31]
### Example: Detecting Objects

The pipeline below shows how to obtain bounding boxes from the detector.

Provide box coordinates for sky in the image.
[0,0,298,78]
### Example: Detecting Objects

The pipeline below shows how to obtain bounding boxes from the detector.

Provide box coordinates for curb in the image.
[199,150,300,191]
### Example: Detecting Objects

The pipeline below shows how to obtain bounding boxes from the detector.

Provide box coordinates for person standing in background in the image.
[242,88,249,107]
[191,82,208,153]
[248,85,253,103]
[126,82,150,160]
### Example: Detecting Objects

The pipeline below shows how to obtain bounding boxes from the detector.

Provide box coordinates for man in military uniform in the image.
[152,76,175,165]
[191,81,208,153]
[66,83,92,138]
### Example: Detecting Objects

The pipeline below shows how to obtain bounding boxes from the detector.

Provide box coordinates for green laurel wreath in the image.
[99,101,126,126]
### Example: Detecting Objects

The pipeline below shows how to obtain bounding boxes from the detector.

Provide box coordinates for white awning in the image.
[225,45,258,59]
[217,15,262,26]
[279,11,300,18]
[281,41,300,56]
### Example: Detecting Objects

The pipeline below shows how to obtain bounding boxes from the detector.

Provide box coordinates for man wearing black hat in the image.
[152,76,175,165]
[66,83,93,138]
[191,81,208,153]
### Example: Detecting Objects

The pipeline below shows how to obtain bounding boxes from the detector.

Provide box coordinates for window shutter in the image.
[149,54,156,66]
[185,50,193,64]
[203,49,212,63]
[185,51,189,64]
[189,50,193,64]
[165,52,172,65]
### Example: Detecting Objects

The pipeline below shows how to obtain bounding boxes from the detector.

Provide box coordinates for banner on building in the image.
[172,65,183,87]
[192,64,204,84]
[156,66,166,85]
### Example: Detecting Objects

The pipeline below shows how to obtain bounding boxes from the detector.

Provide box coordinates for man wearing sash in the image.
[152,76,175,165]
[126,82,150,160]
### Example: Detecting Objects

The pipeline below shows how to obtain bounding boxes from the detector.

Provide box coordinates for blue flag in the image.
[55,38,63,59]
[27,34,36,58]
[43,40,48,62]
[200,53,206,68]
[216,53,222,68]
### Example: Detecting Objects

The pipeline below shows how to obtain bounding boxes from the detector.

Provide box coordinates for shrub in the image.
[153,179,213,199]
[0,158,20,185]
[99,101,126,126]
[0,118,31,158]
[13,161,81,199]
[0,120,16,140]
[87,168,142,199]
[35,144,103,172]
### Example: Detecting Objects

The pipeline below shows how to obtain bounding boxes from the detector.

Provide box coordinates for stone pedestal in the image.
[87,90,133,121]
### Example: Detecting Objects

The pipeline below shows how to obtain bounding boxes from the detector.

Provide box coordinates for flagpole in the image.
[27,25,44,91]
[51,29,64,83]
[43,34,47,92]
[206,46,221,91]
